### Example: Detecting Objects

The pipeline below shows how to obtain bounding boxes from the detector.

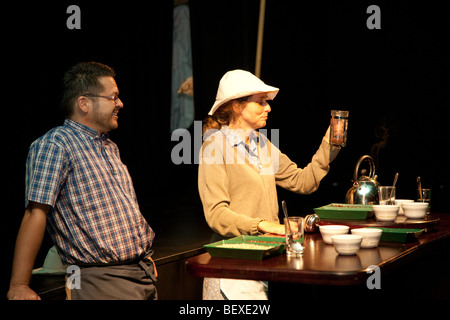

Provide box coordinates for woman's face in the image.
[235,93,271,131]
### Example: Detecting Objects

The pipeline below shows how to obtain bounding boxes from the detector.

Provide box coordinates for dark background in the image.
[2,0,449,297]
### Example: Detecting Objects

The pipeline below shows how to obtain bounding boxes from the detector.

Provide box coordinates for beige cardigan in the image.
[198,128,340,237]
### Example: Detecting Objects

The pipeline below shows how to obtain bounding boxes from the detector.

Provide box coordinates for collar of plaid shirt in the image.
[67,118,110,141]
[26,119,155,264]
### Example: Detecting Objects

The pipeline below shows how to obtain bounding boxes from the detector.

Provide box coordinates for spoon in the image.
[389,172,398,205]
[417,177,423,201]
[282,200,292,234]
[281,200,303,253]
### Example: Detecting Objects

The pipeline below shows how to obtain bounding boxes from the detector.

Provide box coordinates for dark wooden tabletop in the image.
[186,213,450,286]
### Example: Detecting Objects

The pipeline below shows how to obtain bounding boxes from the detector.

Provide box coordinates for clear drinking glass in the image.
[378,186,396,205]
[330,110,349,147]
[417,188,431,214]
[284,217,304,257]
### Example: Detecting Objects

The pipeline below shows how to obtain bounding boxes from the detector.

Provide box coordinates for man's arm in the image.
[7,202,50,300]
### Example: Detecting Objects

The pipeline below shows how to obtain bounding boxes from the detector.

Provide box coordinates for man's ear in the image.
[76,96,90,113]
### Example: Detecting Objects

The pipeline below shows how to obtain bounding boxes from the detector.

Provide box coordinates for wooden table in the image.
[186,213,450,299]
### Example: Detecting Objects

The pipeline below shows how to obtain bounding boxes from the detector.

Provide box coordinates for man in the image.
[7,62,157,300]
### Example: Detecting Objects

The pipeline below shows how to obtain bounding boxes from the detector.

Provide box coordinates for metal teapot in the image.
[345,155,380,205]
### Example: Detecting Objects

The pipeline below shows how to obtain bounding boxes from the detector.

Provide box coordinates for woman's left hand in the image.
[257,221,285,235]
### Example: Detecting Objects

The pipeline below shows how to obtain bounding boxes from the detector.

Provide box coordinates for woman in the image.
[198,70,341,299]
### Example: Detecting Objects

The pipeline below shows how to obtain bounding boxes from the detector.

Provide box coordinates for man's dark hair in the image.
[61,62,116,117]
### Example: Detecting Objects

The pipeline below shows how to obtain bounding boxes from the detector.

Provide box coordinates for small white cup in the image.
[395,199,414,215]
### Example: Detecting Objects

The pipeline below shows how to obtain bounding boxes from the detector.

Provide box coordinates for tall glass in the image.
[284,217,304,257]
[378,186,396,205]
[417,188,431,214]
[330,110,349,147]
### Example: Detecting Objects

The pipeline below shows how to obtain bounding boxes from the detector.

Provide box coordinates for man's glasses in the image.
[83,94,121,103]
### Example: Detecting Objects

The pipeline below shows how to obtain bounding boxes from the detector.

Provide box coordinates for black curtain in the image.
[189,0,260,119]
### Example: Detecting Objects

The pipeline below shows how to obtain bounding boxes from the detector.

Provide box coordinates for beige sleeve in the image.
[275,134,340,194]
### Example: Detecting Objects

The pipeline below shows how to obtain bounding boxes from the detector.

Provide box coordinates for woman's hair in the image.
[202,96,249,134]
[61,61,116,117]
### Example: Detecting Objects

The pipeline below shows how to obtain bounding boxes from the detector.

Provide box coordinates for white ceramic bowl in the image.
[402,202,428,219]
[395,199,414,214]
[351,228,383,248]
[331,234,363,255]
[319,225,349,244]
[372,205,399,222]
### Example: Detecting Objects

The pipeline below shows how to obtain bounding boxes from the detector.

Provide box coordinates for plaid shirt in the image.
[26,119,154,264]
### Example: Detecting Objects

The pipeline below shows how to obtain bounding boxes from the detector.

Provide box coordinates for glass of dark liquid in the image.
[330,110,349,147]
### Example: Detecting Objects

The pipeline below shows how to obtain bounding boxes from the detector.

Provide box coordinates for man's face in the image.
[89,76,123,134]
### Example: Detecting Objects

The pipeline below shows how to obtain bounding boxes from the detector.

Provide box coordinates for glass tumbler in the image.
[284,217,304,257]
[330,110,349,147]
[417,188,431,214]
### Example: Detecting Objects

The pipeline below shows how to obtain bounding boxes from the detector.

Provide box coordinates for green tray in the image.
[314,203,374,220]
[372,227,424,243]
[204,235,286,260]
